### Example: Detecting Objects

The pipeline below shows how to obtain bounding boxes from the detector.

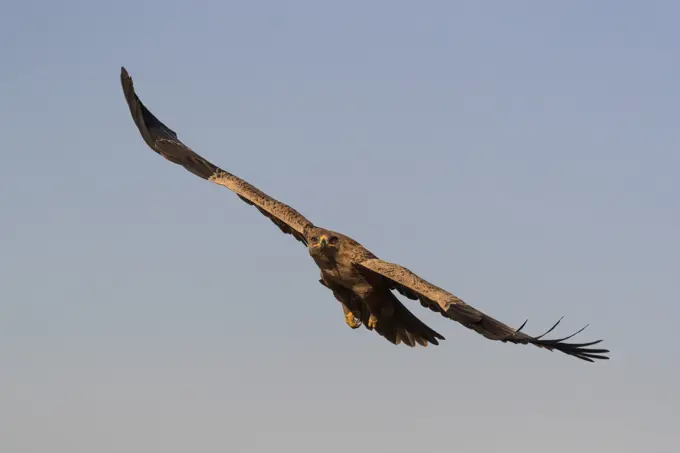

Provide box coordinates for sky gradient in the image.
[1,1,679,452]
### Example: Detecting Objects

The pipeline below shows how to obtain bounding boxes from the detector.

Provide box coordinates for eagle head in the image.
[306,228,341,256]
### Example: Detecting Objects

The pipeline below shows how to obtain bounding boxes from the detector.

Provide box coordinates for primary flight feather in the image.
[120,67,609,362]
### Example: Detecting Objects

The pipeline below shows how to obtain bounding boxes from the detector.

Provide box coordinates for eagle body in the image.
[120,67,609,362]
[307,228,444,346]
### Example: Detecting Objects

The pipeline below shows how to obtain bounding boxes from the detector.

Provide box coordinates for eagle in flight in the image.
[120,67,609,363]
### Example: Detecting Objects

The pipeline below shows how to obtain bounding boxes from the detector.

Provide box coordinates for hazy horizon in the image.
[2,1,678,452]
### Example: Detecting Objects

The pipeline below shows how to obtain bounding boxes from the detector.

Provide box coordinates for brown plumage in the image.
[120,67,609,362]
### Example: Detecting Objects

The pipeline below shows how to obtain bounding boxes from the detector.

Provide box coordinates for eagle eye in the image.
[329,236,339,245]
[310,236,319,243]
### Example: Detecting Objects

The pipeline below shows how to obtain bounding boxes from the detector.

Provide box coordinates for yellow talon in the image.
[367,315,378,329]
[345,311,361,329]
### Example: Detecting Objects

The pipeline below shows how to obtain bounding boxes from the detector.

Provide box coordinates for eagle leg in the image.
[340,303,362,329]
[367,314,378,330]
[344,311,362,329]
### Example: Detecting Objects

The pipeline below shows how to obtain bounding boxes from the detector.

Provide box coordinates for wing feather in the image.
[120,67,313,245]
[356,258,609,362]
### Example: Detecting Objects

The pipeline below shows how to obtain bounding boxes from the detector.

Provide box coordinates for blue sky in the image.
[1,1,678,452]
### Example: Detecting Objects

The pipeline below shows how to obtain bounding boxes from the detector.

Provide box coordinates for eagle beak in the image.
[319,235,329,248]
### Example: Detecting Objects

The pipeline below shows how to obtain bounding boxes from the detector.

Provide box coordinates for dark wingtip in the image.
[505,316,610,363]
[120,66,131,85]
[529,318,610,362]
[120,66,135,100]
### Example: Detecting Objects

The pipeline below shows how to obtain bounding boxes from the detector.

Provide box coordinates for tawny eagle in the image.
[120,67,609,362]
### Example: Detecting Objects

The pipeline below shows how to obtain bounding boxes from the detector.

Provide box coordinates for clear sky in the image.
[1,1,678,452]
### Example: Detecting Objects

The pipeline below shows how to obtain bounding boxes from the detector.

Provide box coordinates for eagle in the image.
[120,67,609,363]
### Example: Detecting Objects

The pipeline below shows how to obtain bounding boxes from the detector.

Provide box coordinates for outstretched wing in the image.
[356,258,609,362]
[120,67,314,245]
